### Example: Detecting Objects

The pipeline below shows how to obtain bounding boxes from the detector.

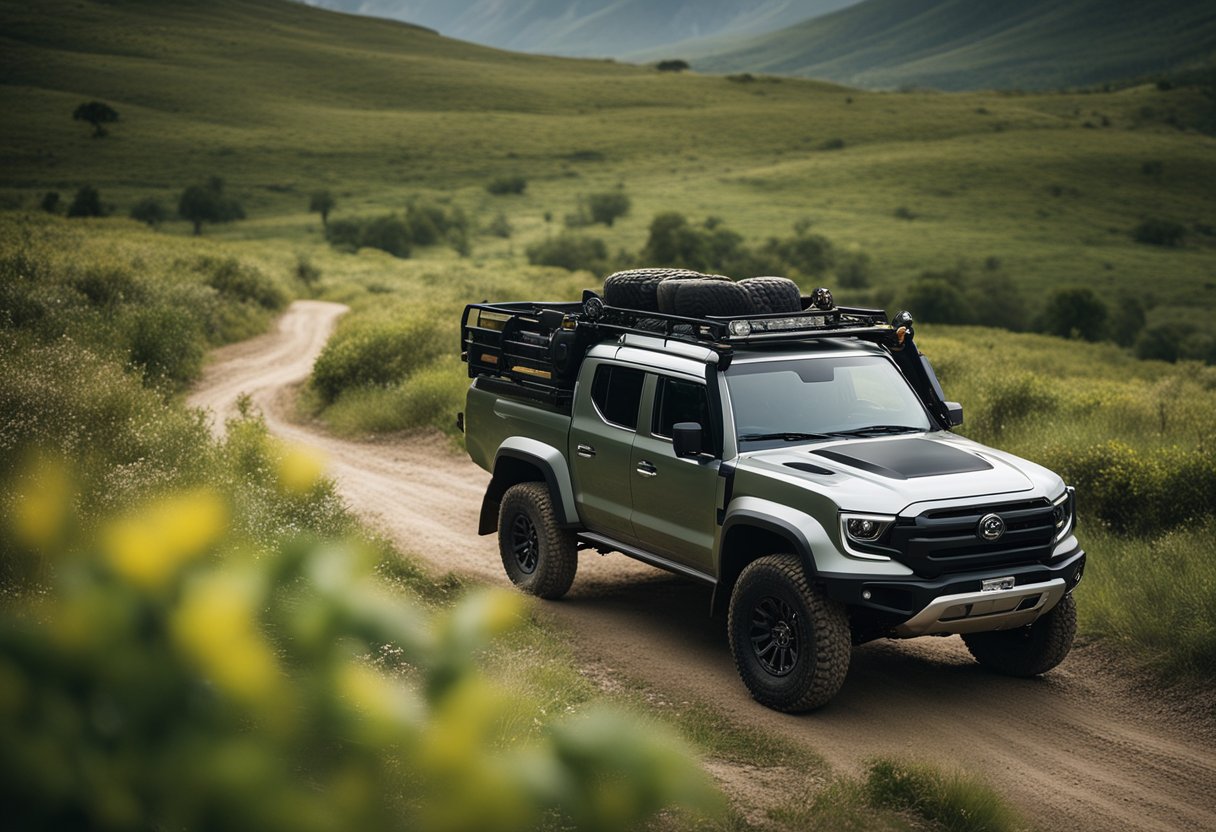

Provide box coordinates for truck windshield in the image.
[726,355,932,443]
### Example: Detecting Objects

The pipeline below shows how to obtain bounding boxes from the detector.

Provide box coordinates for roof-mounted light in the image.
[728,319,752,336]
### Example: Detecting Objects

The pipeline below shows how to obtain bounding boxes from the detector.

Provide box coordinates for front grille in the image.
[888,498,1056,578]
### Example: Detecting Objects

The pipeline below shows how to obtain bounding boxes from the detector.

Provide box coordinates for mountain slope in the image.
[303,0,859,58]
[691,0,1216,90]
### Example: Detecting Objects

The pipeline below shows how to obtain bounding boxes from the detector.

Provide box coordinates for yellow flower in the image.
[11,461,71,552]
[103,490,226,590]
[276,443,327,494]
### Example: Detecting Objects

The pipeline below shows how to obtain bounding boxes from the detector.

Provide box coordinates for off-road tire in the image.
[962,594,1076,676]
[728,554,851,712]
[603,268,707,312]
[740,276,802,314]
[666,277,755,319]
[498,482,577,600]
[656,272,731,314]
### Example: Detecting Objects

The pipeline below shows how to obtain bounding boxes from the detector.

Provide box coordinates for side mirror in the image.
[672,422,704,457]
[945,402,964,427]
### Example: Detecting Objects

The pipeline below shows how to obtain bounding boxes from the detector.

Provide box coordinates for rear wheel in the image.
[498,482,577,599]
[962,594,1076,676]
[728,554,851,712]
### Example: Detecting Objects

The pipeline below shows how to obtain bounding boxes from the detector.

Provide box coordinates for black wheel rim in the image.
[750,595,800,676]
[510,513,539,575]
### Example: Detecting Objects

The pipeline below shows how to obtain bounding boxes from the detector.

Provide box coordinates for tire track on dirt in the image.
[189,301,1216,832]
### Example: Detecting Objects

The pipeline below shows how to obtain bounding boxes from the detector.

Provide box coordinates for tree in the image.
[656,59,690,72]
[40,192,60,214]
[587,192,631,227]
[67,185,104,218]
[1037,287,1109,342]
[130,197,168,228]
[73,101,119,137]
[308,190,335,227]
[178,178,245,235]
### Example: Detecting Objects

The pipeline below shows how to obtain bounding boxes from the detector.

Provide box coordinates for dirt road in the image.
[189,300,1216,832]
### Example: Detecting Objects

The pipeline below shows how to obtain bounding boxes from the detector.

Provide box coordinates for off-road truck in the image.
[458,271,1084,711]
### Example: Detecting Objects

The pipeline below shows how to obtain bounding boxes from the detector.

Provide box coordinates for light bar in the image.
[728,314,828,336]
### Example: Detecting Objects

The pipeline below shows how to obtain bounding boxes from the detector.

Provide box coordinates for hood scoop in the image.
[812,438,993,480]
[784,461,834,475]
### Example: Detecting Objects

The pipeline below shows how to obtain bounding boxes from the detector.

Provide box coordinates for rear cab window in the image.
[590,364,645,429]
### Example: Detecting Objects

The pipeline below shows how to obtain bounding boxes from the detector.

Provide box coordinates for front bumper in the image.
[818,548,1085,640]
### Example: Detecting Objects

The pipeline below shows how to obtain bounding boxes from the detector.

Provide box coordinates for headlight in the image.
[1052,487,1075,542]
[840,513,895,559]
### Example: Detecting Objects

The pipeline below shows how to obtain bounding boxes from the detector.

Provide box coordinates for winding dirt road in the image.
[189,301,1216,832]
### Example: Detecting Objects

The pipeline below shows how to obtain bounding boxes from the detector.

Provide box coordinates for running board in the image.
[577,532,717,586]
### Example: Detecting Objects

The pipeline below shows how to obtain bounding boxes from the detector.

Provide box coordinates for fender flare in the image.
[711,500,826,616]
[479,437,580,534]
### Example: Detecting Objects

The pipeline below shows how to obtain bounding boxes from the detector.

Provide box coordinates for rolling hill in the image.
[301,0,860,58]
[689,0,1216,90]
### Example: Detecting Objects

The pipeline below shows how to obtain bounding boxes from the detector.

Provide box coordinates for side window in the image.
[653,377,709,438]
[590,364,645,430]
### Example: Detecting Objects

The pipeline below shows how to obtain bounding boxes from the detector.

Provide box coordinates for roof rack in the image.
[461,291,895,400]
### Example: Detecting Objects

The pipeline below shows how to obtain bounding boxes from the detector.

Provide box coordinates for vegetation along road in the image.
[190,300,1216,832]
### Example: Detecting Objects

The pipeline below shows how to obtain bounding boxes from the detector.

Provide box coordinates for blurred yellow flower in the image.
[171,570,282,705]
[102,490,226,590]
[11,461,71,552]
[276,443,327,494]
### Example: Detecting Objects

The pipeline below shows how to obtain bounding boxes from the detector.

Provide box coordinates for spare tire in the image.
[603,268,706,312]
[669,278,755,319]
[656,272,731,314]
[740,277,802,314]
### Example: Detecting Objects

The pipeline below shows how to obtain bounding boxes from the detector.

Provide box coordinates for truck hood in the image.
[737,432,1064,516]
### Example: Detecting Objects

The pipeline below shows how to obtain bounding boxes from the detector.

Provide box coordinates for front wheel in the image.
[728,554,852,712]
[962,594,1077,676]
[498,482,578,600]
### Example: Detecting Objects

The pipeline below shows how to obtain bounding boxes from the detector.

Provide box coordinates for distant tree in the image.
[656,60,690,72]
[587,192,631,227]
[178,177,245,235]
[1133,217,1186,247]
[73,101,119,137]
[900,276,973,324]
[67,185,104,218]
[40,192,61,214]
[1037,287,1108,342]
[308,190,335,227]
[129,197,168,228]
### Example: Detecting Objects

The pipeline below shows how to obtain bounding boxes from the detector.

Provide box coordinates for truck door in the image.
[569,361,644,543]
[629,374,719,575]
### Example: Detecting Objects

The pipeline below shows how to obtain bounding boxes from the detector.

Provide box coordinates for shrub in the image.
[656,59,690,72]
[976,372,1059,438]
[1110,302,1146,347]
[901,275,973,324]
[486,212,512,238]
[1037,287,1108,341]
[129,196,168,227]
[126,302,207,385]
[587,192,631,227]
[526,234,609,274]
[67,185,104,218]
[967,272,1027,331]
[326,215,411,258]
[308,189,335,226]
[1133,217,1186,247]
[200,257,289,310]
[819,138,846,150]
[311,310,451,403]
[39,192,60,214]
[178,178,244,235]
[71,265,146,308]
[295,255,321,289]
[1134,323,1185,362]
[835,250,872,289]
[894,206,916,220]
[486,175,527,195]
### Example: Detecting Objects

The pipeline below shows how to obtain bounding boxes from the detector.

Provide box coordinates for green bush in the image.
[525,233,609,274]
[126,303,207,385]
[67,185,104,218]
[587,192,631,227]
[901,275,973,324]
[129,197,168,227]
[975,372,1059,438]
[1133,217,1186,247]
[311,310,451,403]
[200,257,289,310]
[486,175,527,195]
[1036,287,1108,341]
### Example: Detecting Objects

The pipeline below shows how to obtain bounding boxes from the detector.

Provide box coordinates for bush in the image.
[976,372,1059,438]
[129,196,168,227]
[901,274,973,324]
[326,215,411,258]
[486,176,527,195]
[200,257,289,310]
[587,192,631,227]
[126,302,207,384]
[486,212,512,238]
[39,192,60,214]
[967,271,1027,331]
[819,138,846,151]
[311,310,451,403]
[656,59,689,72]
[67,185,104,218]
[1134,323,1185,362]
[1133,217,1186,247]
[525,233,609,274]
[1037,287,1108,341]
[178,178,244,235]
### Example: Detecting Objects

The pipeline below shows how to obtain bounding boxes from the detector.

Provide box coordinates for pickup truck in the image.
[459,274,1084,711]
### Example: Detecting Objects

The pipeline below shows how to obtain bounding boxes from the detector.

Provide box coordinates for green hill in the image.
[304,0,860,58]
[691,0,1216,91]
[1,0,1214,336]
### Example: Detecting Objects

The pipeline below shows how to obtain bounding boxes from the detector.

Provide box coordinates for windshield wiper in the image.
[827,425,924,437]
[738,432,837,442]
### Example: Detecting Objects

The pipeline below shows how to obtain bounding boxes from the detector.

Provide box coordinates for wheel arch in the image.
[712,509,819,617]
[480,439,579,535]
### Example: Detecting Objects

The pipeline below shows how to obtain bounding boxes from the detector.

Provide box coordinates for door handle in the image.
[636,460,658,478]
[576,443,596,458]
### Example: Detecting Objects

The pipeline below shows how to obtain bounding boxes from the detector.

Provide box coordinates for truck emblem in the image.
[978,513,1005,541]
